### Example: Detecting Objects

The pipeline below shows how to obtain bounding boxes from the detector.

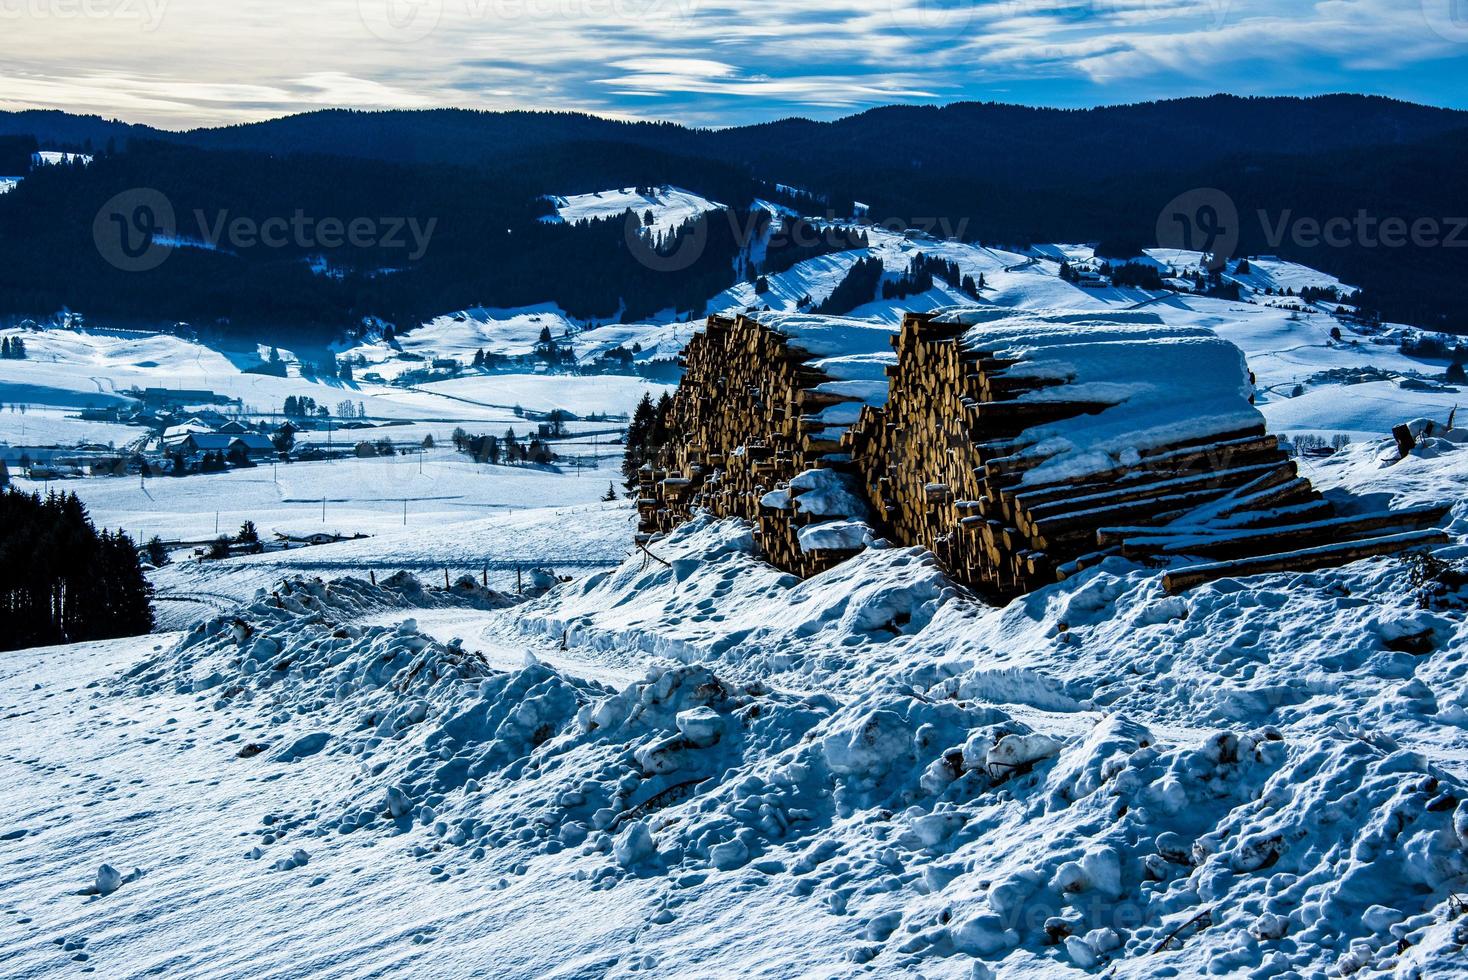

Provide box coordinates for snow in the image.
[540,185,724,238]
[928,307,1262,485]
[5,204,1468,975]
[33,150,92,166]
[2,432,1466,977]
[13,447,627,547]
[747,311,898,389]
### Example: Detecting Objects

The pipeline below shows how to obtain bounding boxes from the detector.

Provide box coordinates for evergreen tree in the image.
[145,535,170,567]
[0,489,153,650]
[602,482,618,502]
[272,421,296,456]
[622,392,656,491]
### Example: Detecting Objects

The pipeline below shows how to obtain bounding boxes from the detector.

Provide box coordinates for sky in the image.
[2,0,1467,128]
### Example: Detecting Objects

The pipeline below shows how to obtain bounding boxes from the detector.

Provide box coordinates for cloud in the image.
[0,0,1464,128]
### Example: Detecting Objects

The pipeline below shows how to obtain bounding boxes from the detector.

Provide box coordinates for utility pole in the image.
[402,498,407,525]
[322,496,326,521]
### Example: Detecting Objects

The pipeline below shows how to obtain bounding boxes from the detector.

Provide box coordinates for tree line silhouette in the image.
[0,489,154,651]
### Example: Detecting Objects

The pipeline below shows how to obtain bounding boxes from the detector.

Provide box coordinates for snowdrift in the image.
[87,438,1468,976]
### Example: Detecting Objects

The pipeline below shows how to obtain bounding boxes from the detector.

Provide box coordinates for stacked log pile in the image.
[643,305,1448,595]
[637,312,895,576]
[843,308,1448,597]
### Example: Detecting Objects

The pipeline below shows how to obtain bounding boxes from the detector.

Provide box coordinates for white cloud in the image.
[0,0,1462,127]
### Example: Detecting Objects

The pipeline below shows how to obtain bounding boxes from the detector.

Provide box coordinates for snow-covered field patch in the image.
[5,437,1463,978]
[541,185,724,237]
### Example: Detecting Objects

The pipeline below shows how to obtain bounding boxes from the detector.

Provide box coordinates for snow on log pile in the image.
[843,308,1450,598]
[638,311,895,576]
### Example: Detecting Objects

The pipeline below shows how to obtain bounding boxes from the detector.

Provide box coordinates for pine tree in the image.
[622,392,655,491]
[602,482,618,502]
[0,489,152,650]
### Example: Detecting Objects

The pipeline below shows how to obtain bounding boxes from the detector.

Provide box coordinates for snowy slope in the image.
[541,185,725,237]
[14,448,628,545]
[3,442,1466,978]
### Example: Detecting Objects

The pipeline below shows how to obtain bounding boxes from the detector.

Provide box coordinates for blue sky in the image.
[3,0,1467,127]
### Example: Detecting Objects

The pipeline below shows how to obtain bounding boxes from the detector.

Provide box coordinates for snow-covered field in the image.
[541,185,725,237]
[4,198,1467,975]
[4,436,1467,978]
[9,448,622,543]
[0,326,673,425]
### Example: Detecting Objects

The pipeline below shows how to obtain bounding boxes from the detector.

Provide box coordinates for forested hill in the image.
[0,95,1466,334]
[4,96,1464,175]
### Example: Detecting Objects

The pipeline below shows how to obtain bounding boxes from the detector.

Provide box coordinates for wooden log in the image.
[1162,530,1449,594]
[1121,504,1450,561]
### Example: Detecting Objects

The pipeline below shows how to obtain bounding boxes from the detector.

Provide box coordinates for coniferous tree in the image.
[0,489,153,650]
[622,392,656,491]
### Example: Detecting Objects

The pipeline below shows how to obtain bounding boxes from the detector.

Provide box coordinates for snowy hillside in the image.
[540,185,725,237]
[4,436,1467,978]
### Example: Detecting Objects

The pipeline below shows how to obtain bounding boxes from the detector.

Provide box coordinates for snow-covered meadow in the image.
[3,196,1467,976]
[3,435,1466,977]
